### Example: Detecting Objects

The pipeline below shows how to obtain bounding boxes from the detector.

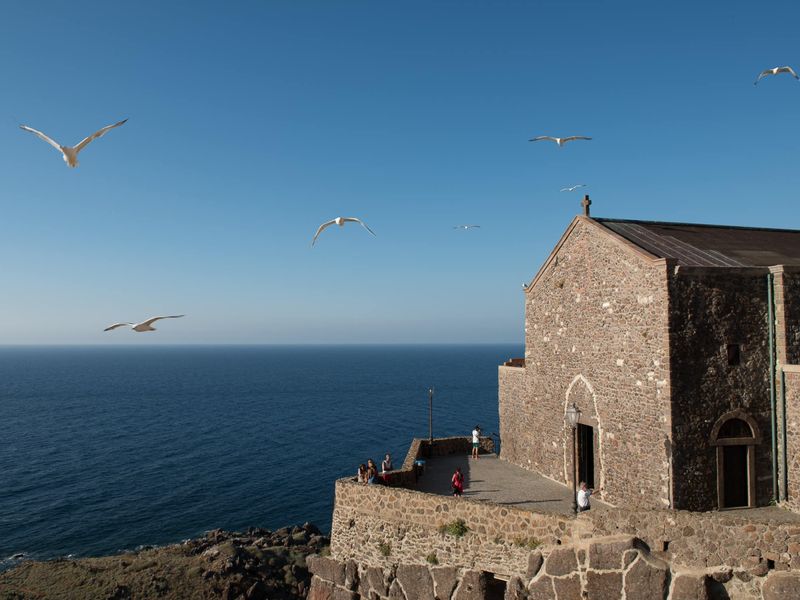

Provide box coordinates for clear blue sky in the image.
[1,1,799,344]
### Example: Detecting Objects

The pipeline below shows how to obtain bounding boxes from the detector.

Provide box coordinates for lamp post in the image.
[565,402,581,515]
[428,386,434,444]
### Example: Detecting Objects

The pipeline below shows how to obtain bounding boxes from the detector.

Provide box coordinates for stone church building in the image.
[499,198,800,513]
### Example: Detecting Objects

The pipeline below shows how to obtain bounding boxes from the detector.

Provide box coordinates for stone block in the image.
[308,577,335,600]
[585,571,622,600]
[453,571,487,600]
[762,572,800,600]
[396,565,435,600]
[526,551,543,580]
[308,555,346,586]
[670,574,709,600]
[543,547,578,577]
[364,566,389,598]
[622,556,669,599]
[526,576,555,600]
[552,573,580,599]
[345,560,360,591]
[389,579,408,600]
[588,537,647,571]
[432,566,459,600]
[333,588,358,600]
[504,575,527,600]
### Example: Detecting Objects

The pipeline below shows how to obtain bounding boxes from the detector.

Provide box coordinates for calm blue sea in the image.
[0,345,518,567]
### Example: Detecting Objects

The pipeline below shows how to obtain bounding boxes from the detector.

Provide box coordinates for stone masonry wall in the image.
[773,268,800,366]
[783,369,800,513]
[667,267,773,511]
[331,479,575,577]
[325,477,800,599]
[499,217,673,510]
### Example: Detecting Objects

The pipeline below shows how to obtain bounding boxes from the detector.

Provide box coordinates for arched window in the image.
[711,411,761,509]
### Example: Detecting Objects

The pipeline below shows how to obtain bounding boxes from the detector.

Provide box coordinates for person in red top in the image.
[451,467,464,497]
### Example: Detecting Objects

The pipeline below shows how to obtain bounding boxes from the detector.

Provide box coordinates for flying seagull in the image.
[453,225,480,230]
[104,315,185,332]
[754,66,799,85]
[529,136,592,147]
[312,217,376,246]
[19,119,128,167]
[560,184,587,192]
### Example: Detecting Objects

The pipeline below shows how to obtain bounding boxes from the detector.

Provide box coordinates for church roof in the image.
[594,218,800,267]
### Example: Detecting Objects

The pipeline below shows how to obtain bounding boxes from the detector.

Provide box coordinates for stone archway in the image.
[562,375,604,492]
[711,410,761,509]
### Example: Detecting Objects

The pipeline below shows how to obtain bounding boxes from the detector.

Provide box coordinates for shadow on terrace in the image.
[381,436,607,517]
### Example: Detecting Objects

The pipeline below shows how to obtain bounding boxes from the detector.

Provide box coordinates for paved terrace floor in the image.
[413,453,608,517]
[412,453,800,524]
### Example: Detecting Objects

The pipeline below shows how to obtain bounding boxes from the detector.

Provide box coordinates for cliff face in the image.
[0,524,329,600]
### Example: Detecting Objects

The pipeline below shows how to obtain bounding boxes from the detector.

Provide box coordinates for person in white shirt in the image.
[577,481,597,512]
[381,454,393,473]
[471,425,481,459]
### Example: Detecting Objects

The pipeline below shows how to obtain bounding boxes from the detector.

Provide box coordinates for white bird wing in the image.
[781,66,800,79]
[561,184,586,192]
[563,136,592,142]
[74,119,128,153]
[19,125,62,151]
[754,69,773,85]
[104,322,132,331]
[529,136,556,143]
[311,220,337,246]
[343,217,376,236]
[139,315,185,328]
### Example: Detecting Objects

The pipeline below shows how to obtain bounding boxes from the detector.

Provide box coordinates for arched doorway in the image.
[710,411,761,509]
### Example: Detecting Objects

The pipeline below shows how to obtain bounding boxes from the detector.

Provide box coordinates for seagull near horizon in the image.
[754,66,799,85]
[104,315,185,333]
[19,119,128,167]
[529,135,591,147]
[453,225,480,230]
[560,184,587,192]
[312,217,376,246]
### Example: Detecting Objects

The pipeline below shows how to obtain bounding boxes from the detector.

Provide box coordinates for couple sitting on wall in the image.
[356,454,393,485]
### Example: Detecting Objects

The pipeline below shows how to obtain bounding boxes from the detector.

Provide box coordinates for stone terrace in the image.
[413,453,609,516]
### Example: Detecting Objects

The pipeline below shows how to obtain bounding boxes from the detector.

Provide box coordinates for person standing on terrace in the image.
[381,453,393,473]
[471,425,481,459]
[451,467,464,497]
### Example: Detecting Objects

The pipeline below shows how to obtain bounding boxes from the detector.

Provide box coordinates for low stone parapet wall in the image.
[331,478,573,576]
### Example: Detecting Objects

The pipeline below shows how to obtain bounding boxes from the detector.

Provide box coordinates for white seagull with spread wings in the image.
[529,135,591,147]
[560,184,587,192]
[754,66,799,85]
[453,225,480,230]
[19,119,128,167]
[104,315,185,333]
[312,217,376,246]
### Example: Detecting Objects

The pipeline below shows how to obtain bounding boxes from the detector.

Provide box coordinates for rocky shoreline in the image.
[0,523,329,600]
